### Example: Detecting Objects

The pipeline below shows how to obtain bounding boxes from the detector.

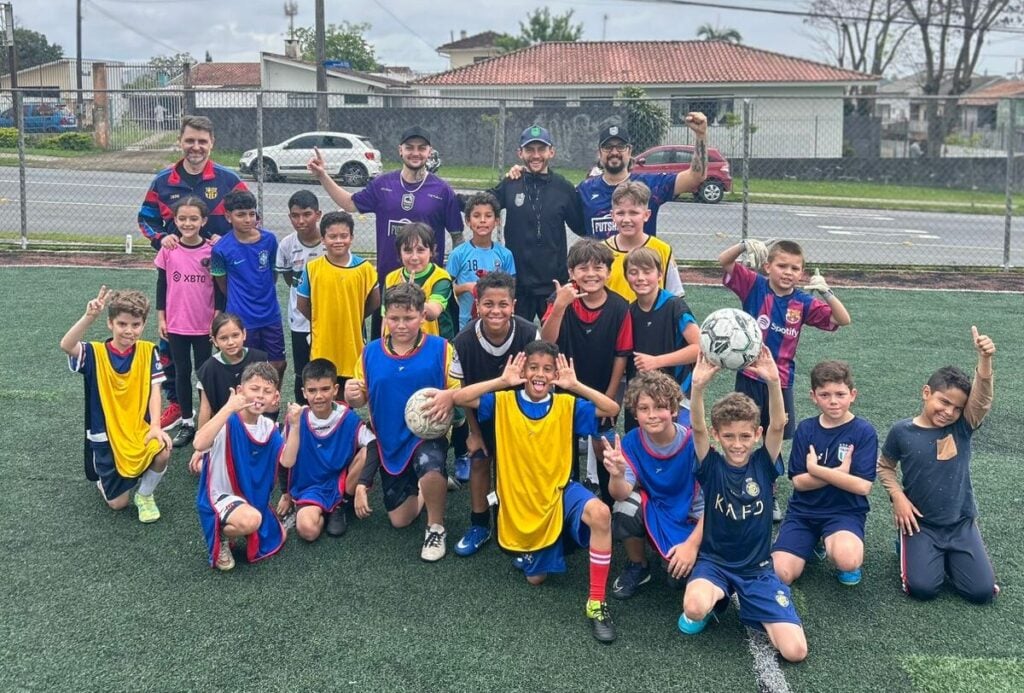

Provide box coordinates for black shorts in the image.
[380,438,449,511]
[734,373,796,440]
[90,441,140,501]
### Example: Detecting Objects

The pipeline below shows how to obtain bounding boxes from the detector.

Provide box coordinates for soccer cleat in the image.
[215,538,235,571]
[512,553,534,572]
[772,498,783,522]
[611,561,652,600]
[453,455,471,484]
[325,505,348,537]
[813,540,828,562]
[837,568,862,586]
[134,492,160,523]
[172,422,196,448]
[586,600,616,643]
[454,525,492,557]
[446,475,461,491]
[160,402,182,431]
[421,524,447,562]
[279,507,297,531]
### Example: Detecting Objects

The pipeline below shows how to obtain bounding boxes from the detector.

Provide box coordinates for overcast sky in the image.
[16,0,1024,79]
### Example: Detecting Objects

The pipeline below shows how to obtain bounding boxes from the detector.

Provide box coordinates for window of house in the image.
[344,94,369,105]
[533,97,567,108]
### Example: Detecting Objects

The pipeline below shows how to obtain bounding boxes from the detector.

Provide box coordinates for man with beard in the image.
[138,115,247,430]
[309,127,464,338]
[485,126,585,321]
[577,114,708,239]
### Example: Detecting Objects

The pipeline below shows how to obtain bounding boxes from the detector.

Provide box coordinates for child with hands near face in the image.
[453,341,622,644]
[601,370,704,608]
[681,348,808,664]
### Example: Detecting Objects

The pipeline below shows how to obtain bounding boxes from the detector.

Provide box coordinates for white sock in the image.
[137,467,166,497]
[586,437,599,484]
[181,416,195,427]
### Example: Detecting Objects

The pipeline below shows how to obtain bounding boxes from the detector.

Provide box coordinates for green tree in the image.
[496,8,584,52]
[0,27,63,75]
[294,21,380,72]
[617,86,669,154]
[695,23,743,43]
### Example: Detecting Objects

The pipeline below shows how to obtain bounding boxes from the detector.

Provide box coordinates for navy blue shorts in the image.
[773,513,866,561]
[521,481,595,578]
[690,559,802,629]
[734,374,796,440]
[245,323,286,362]
[90,441,140,501]
[380,438,448,512]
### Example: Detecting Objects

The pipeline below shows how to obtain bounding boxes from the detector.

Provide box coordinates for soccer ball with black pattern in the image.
[404,388,453,439]
[699,308,763,370]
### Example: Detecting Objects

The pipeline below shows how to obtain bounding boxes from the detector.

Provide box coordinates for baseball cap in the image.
[519,125,553,147]
[400,126,431,145]
[598,124,631,147]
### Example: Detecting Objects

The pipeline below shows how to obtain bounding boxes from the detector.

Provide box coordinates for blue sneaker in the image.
[837,568,862,586]
[677,612,711,635]
[454,525,491,557]
[611,561,652,600]
[453,455,471,484]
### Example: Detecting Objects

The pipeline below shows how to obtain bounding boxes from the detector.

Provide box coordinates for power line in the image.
[369,0,439,54]
[85,0,187,55]
[619,0,1024,35]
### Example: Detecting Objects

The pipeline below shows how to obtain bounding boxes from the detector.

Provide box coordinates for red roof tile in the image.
[189,62,261,87]
[417,40,875,86]
[959,80,1024,106]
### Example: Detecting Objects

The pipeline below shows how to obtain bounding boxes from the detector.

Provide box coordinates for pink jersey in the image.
[155,241,215,336]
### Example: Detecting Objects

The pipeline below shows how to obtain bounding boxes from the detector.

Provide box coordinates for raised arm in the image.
[552,354,619,419]
[453,353,526,410]
[307,147,357,212]
[279,403,303,469]
[192,387,250,452]
[60,286,109,356]
[747,347,785,460]
[965,325,995,429]
[689,352,718,462]
[539,280,582,342]
[673,112,709,196]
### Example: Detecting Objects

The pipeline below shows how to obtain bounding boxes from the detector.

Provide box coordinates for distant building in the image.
[437,31,503,70]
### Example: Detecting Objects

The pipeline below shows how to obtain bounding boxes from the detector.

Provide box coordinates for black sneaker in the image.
[172,423,195,448]
[611,561,652,600]
[325,505,348,537]
[586,600,616,643]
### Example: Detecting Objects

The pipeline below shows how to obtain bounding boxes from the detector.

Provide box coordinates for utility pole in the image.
[1,2,26,249]
[315,0,328,130]
[76,0,83,124]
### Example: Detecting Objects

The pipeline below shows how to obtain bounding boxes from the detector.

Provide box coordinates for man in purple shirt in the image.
[309,126,464,338]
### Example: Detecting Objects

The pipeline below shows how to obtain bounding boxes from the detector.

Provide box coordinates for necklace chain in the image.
[400,171,429,194]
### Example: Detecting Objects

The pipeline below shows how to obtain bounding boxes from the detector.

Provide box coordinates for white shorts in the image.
[213,493,247,523]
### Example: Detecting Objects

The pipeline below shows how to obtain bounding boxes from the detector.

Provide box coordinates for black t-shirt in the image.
[176,162,203,191]
[196,348,269,414]
[628,292,695,386]
[548,292,632,395]
[489,171,584,295]
[452,316,538,386]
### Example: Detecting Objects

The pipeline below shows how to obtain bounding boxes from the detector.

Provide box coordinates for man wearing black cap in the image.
[577,112,708,238]
[309,125,464,286]
[486,125,584,321]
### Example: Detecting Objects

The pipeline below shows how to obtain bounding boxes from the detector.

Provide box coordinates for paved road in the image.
[0,167,1018,267]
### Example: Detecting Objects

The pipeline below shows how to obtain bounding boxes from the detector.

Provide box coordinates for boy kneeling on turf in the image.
[453,342,621,643]
[602,370,704,604]
[878,326,998,604]
[191,362,288,571]
[682,349,807,663]
[61,286,173,523]
[281,358,375,542]
[772,361,877,588]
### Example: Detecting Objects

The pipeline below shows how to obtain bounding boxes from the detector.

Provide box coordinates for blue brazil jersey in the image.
[697,446,782,575]
[210,229,282,329]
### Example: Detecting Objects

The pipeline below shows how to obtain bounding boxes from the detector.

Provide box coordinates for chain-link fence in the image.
[0,87,1020,268]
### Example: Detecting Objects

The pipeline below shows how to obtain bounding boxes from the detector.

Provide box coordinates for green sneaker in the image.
[585,599,616,643]
[134,493,160,523]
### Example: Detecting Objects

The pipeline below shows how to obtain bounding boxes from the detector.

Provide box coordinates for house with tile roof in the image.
[437,31,504,69]
[415,40,878,158]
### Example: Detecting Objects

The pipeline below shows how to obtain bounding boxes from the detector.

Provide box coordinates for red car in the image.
[632,145,732,203]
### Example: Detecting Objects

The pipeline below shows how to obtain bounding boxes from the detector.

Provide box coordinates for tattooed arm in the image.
[674,111,709,196]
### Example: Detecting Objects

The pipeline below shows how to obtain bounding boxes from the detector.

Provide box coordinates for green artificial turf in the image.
[1,267,1022,691]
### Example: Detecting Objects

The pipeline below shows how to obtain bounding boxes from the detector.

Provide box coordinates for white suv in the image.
[240,131,383,187]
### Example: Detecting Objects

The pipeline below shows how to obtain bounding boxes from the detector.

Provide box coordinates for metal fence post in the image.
[741,98,750,239]
[15,89,27,249]
[497,100,507,178]
[256,91,265,222]
[1004,98,1016,269]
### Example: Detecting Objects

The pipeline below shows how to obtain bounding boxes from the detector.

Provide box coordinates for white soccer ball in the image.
[404,388,453,439]
[699,308,763,370]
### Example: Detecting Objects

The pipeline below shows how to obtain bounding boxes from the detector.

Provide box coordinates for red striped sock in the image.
[589,549,612,602]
